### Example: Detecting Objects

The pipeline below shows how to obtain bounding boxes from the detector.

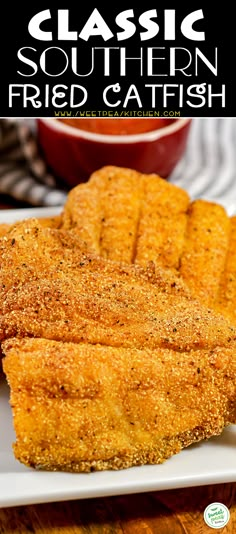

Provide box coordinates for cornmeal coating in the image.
[3,337,236,472]
[217,216,236,324]
[62,182,102,255]
[0,215,61,239]
[0,224,10,238]
[135,172,190,269]
[62,166,190,265]
[0,216,60,375]
[179,200,230,307]
[0,221,235,353]
[2,167,236,474]
[61,166,236,323]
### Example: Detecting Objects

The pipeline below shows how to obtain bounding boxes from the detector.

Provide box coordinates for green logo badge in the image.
[204,502,230,529]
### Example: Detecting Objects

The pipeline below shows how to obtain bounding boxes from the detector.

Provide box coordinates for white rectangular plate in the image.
[0,207,236,508]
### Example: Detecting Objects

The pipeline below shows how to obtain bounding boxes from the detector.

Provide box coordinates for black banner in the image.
[0,4,233,117]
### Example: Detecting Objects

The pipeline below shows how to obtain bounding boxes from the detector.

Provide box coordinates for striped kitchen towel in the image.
[0,119,67,206]
[0,118,236,211]
[169,118,236,215]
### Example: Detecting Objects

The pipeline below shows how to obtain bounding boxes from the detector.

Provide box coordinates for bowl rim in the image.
[38,117,192,144]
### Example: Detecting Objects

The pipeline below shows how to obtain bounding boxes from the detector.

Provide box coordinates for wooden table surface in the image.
[0,198,236,533]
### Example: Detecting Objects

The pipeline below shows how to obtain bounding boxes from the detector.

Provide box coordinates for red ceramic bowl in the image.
[37,118,192,187]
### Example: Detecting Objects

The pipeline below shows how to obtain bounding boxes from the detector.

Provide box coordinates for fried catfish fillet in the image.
[61,166,235,322]
[61,166,190,265]
[1,220,236,472]
[2,336,236,472]
[0,220,235,353]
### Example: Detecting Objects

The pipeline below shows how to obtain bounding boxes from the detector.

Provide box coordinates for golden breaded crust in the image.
[62,166,190,266]
[179,200,230,307]
[135,173,190,269]
[62,183,102,255]
[3,337,236,472]
[90,166,144,263]
[0,224,11,238]
[1,221,236,353]
[0,215,61,239]
[33,215,62,229]
[60,166,236,323]
[1,167,236,474]
[217,216,236,324]
[0,215,60,375]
